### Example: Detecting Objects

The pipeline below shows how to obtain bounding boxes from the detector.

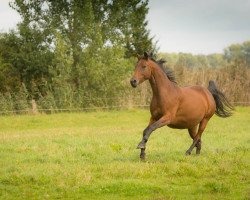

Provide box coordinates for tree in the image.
[108,0,154,57]
[0,0,154,110]
[10,0,154,57]
[0,32,21,93]
[206,53,226,68]
[224,41,250,66]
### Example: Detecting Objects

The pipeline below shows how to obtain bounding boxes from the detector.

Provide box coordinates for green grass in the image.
[0,107,249,200]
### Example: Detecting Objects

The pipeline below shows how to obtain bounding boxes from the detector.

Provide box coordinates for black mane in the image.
[143,55,177,84]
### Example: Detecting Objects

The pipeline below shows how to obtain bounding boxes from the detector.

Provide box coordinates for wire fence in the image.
[0,102,249,115]
[0,105,149,115]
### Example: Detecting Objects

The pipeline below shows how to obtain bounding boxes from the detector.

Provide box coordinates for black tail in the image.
[208,80,234,118]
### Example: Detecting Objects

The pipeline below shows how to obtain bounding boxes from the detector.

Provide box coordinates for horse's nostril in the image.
[130,79,137,87]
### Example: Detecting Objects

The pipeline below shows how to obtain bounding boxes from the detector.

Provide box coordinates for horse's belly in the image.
[167,124,187,129]
[167,120,198,129]
[168,114,203,129]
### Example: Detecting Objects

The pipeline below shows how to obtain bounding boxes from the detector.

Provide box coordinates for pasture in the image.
[0,107,249,199]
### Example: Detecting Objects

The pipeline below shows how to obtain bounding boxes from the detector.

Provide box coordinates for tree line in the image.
[0,0,249,113]
[0,0,154,112]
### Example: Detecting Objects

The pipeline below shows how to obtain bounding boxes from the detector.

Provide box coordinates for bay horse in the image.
[130,52,233,160]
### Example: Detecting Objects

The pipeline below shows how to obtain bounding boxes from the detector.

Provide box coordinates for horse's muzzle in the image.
[130,78,138,88]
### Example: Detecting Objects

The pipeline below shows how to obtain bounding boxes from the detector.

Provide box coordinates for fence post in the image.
[31,99,38,114]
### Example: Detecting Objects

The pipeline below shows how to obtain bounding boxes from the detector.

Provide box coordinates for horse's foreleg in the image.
[137,116,170,159]
[185,118,208,156]
[140,148,146,160]
[138,118,155,160]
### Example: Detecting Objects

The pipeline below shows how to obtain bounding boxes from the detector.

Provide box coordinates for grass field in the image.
[0,107,249,200]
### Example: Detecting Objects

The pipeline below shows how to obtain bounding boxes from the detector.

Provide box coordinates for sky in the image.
[0,0,250,54]
[147,0,250,54]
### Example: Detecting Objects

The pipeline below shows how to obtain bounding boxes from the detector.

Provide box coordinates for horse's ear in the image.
[158,59,167,65]
[149,52,153,58]
[136,54,141,60]
[144,52,149,60]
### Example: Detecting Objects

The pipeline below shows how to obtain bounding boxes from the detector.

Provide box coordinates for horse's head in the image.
[130,52,153,88]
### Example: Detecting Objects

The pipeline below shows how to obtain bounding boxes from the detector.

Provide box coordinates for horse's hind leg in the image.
[188,125,202,155]
[188,125,197,140]
[185,119,208,155]
[196,140,202,155]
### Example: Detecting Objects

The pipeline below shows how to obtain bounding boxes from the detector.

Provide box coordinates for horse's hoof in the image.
[140,155,145,160]
[140,157,146,161]
[140,151,146,160]
[137,142,145,149]
[185,151,191,156]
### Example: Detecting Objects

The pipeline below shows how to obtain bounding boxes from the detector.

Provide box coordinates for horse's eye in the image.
[142,65,147,69]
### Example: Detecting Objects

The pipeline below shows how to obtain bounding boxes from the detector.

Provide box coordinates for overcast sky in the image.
[1,0,250,54]
[148,0,250,54]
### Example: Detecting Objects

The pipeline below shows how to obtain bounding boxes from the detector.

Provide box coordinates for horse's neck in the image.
[149,65,179,102]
